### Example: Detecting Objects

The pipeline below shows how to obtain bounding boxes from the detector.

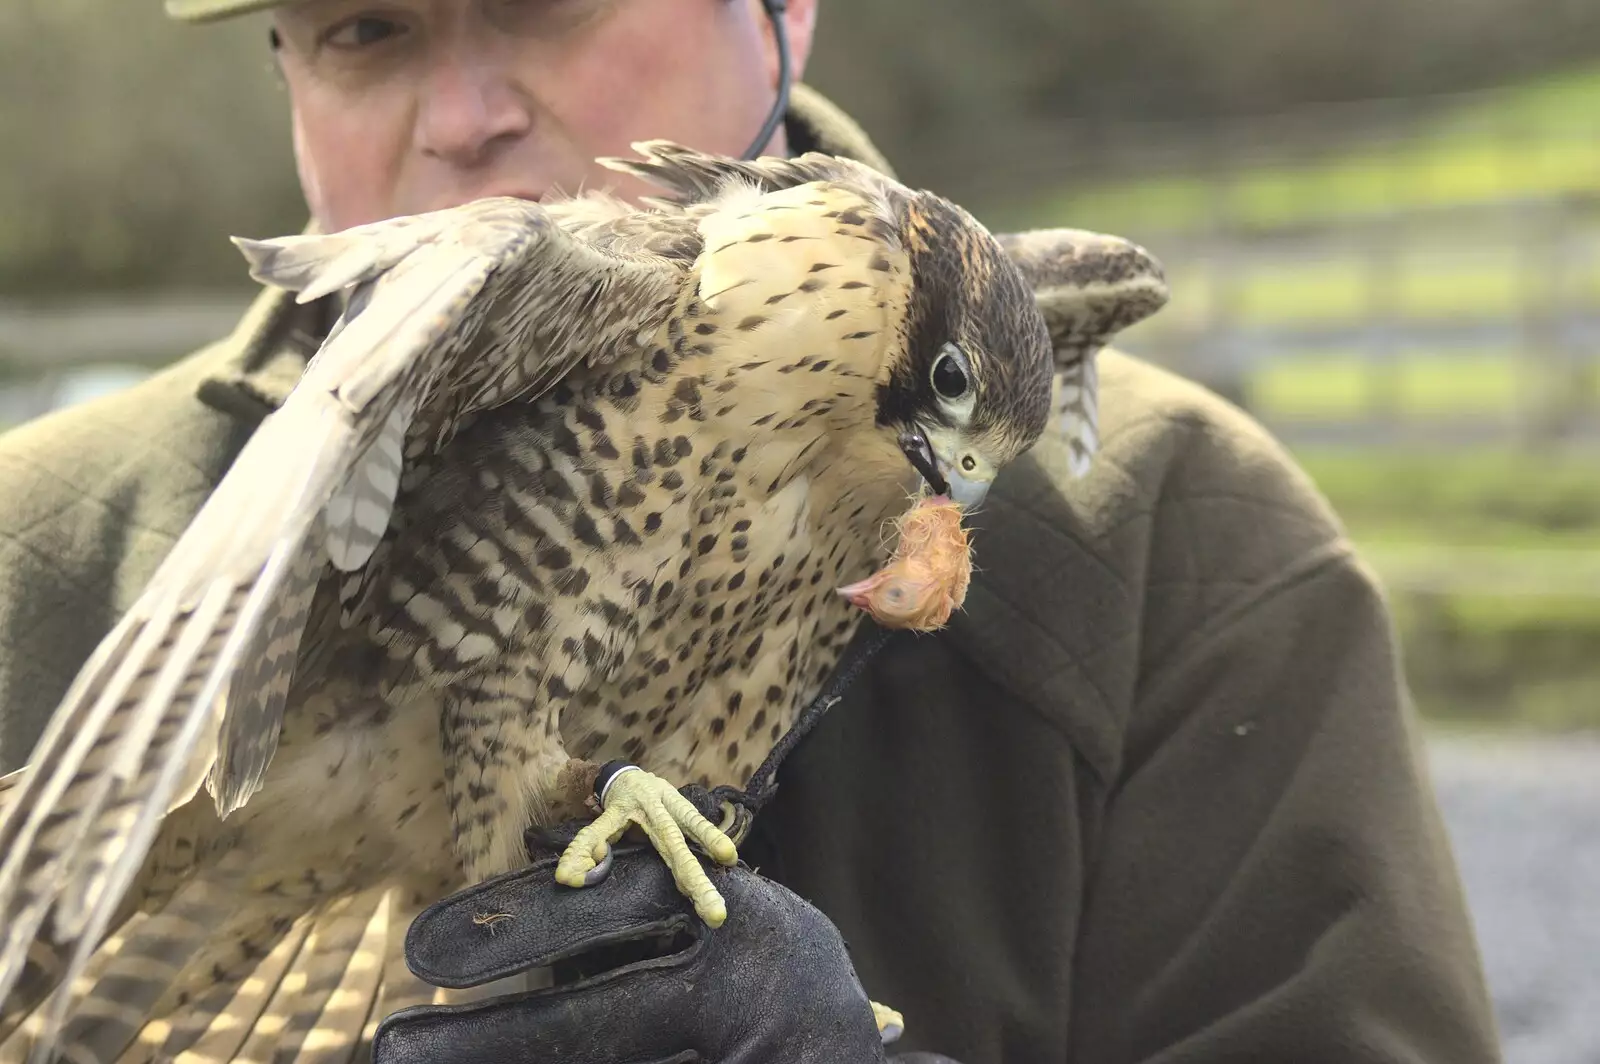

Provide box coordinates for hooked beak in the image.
[940,463,991,509]
[898,429,950,497]
[897,428,992,509]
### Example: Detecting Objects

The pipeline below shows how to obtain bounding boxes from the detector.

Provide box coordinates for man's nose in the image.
[416,51,533,167]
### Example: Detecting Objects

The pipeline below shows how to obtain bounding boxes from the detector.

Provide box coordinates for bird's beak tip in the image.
[897,429,950,497]
[946,477,990,510]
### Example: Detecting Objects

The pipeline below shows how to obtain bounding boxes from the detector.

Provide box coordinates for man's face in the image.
[271,0,817,231]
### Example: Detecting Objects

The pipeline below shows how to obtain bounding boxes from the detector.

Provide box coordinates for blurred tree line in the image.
[812,0,1600,152]
[6,0,1600,295]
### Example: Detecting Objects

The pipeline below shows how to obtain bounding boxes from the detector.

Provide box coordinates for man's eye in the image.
[322,16,406,49]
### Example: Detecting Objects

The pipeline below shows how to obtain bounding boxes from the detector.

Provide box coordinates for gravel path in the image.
[1428,731,1600,1064]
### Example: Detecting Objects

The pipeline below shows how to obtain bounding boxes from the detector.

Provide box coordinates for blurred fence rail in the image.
[1371,545,1600,598]
[984,89,1600,728]
[1118,191,1600,449]
[990,90,1600,451]
[0,293,249,369]
[0,292,253,427]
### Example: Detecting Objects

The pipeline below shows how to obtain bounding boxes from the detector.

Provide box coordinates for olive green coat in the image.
[0,86,1501,1063]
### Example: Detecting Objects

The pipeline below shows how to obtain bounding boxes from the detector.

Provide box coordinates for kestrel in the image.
[0,142,1166,1062]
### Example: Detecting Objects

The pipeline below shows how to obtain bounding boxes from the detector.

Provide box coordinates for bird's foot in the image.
[554,766,739,926]
[872,1000,905,1043]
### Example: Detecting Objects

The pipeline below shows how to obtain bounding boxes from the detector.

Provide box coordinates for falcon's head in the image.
[877,195,1056,510]
[589,140,1167,503]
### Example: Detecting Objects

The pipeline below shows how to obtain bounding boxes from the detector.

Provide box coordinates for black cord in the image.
[565,621,896,861]
[741,0,792,160]
[710,620,897,817]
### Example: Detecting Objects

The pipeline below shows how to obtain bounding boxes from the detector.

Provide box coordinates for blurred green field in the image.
[1290,448,1600,730]
[1298,449,1600,545]
[1037,64,1600,235]
[1020,62,1600,732]
[1246,352,1600,426]
[1148,255,1600,334]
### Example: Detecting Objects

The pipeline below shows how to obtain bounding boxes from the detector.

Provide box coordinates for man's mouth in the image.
[897,429,950,496]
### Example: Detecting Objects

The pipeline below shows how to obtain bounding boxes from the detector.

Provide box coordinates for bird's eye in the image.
[931,349,970,400]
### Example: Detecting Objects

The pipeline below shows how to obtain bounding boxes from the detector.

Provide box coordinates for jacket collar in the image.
[195,83,898,420]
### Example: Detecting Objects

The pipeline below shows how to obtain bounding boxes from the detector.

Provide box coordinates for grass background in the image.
[1014,63,1600,731]
[1030,65,1600,235]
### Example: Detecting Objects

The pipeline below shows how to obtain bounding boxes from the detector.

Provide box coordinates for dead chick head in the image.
[838,496,972,631]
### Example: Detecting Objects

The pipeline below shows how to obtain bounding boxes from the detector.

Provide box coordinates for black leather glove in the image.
[372,842,964,1064]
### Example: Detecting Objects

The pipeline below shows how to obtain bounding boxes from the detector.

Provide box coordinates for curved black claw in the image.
[580,843,615,886]
[680,783,754,849]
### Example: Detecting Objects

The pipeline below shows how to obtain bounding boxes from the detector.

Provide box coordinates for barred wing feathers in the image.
[0,194,685,1034]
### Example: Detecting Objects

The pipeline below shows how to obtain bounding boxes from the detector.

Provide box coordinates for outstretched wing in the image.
[993,227,1169,474]
[0,193,686,1016]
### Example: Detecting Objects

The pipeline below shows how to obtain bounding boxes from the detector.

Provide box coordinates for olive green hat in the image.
[165,0,285,21]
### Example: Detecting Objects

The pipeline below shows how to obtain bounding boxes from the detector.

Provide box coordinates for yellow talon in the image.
[555,767,738,926]
[872,1000,905,1043]
[698,893,729,928]
[703,831,738,865]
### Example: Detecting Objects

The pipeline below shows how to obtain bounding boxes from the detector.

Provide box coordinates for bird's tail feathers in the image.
[0,878,428,1064]
[1053,348,1101,478]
